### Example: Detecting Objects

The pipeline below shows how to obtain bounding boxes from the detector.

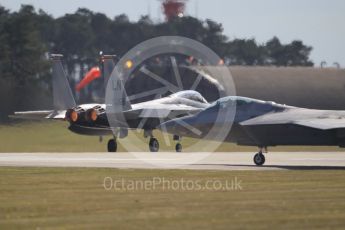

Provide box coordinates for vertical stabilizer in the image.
[50,54,76,110]
[101,54,117,90]
[109,72,132,112]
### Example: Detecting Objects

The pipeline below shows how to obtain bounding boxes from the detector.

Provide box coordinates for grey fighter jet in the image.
[159,96,345,165]
[13,54,209,152]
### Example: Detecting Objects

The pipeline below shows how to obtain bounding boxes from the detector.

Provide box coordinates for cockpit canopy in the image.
[171,90,208,104]
[217,96,266,106]
[211,96,284,110]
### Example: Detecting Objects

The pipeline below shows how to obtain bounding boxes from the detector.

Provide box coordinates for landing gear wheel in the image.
[175,143,182,152]
[107,139,117,152]
[149,138,159,152]
[254,153,265,166]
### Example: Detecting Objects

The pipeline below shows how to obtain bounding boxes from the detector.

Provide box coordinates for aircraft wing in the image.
[129,105,201,118]
[240,110,345,130]
[123,104,201,119]
[10,110,66,120]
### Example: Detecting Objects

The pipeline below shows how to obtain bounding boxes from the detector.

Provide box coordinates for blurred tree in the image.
[265,37,313,66]
[3,5,49,85]
[285,40,313,66]
[226,39,265,65]
[265,36,284,65]
[203,19,228,57]
[0,5,51,120]
[0,6,11,78]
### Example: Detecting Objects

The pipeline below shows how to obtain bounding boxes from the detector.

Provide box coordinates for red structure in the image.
[160,0,187,21]
[75,67,101,92]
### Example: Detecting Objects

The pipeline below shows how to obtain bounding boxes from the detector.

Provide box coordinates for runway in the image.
[0,152,345,170]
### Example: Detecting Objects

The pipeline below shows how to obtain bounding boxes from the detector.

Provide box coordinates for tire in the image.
[253,153,265,166]
[149,138,159,152]
[107,139,117,152]
[175,143,182,152]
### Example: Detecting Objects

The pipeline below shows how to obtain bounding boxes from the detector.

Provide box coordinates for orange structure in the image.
[75,67,101,92]
[160,0,187,21]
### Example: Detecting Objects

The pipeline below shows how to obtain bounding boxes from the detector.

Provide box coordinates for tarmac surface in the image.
[0,152,345,170]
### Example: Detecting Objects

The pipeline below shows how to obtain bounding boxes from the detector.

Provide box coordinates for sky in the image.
[2,0,345,67]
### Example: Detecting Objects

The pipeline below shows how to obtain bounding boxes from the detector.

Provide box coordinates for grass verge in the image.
[0,167,345,229]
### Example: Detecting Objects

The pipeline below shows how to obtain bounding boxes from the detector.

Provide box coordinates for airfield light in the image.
[125,60,133,69]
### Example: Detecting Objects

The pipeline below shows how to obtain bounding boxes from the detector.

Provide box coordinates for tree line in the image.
[0,4,313,121]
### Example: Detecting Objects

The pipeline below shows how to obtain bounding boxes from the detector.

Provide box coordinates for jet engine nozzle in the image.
[85,106,105,123]
[70,110,79,123]
[86,109,99,122]
[65,108,84,123]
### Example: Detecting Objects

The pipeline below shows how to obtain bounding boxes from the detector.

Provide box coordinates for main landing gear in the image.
[148,134,183,152]
[145,131,183,152]
[175,143,182,152]
[107,138,117,152]
[253,147,267,166]
[107,130,182,153]
[174,135,182,152]
[149,137,159,152]
[145,130,159,152]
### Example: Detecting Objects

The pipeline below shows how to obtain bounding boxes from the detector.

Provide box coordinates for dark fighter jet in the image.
[13,54,209,153]
[159,96,345,165]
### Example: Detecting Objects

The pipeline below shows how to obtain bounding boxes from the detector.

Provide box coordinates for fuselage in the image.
[160,96,345,147]
[68,90,209,136]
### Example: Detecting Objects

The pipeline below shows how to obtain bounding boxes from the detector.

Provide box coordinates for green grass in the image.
[0,121,343,152]
[0,167,344,229]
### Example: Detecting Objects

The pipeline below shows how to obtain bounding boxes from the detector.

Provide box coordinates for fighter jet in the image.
[13,54,209,152]
[159,96,345,165]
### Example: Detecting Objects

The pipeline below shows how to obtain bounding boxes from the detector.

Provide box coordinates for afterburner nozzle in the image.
[86,109,99,122]
[70,110,79,122]
[65,108,82,123]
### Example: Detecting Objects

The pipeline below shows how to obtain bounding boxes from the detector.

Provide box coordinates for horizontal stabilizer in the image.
[241,111,345,130]
[294,119,345,130]
[11,110,66,120]
[11,111,52,120]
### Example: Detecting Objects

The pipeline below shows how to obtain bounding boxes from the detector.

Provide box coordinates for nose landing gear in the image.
[253,147,267,166]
